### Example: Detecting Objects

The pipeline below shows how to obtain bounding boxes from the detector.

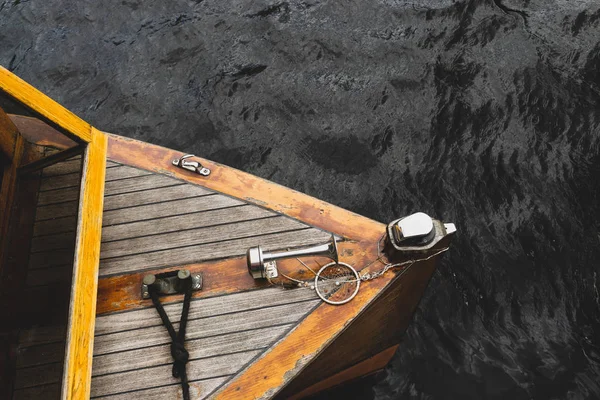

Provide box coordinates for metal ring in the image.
[314,262,360,305]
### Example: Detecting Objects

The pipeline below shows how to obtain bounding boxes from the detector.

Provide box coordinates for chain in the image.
[272,242,450,288]
[359,247,450,281]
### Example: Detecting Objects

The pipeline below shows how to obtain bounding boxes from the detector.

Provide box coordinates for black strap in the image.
[149,278,192,400]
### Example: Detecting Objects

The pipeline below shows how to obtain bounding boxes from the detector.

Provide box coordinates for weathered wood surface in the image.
[92,376,227,400]
[87,289,318,398]
[92,350,260,398]
[9,156,82,400]
[12,383,61,400]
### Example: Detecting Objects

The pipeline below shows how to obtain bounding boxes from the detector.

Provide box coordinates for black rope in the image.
[149,278,192,400]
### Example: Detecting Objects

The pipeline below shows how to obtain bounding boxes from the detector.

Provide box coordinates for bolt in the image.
[143,274,156,286]
[178,269,191,280]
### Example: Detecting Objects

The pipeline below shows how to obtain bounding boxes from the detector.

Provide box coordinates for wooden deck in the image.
[12,156,82,400]
[15,157,330,399]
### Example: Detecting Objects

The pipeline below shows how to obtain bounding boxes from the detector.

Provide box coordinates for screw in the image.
[178,269,191,280]
[143,274,156,286]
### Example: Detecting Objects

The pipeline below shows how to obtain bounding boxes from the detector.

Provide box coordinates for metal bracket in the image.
[172,154,210,176]
[141,269,203,299]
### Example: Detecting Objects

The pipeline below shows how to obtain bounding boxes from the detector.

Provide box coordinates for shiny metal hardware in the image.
[172,154,210,176]
[384,212,456,261]
[391,212,435,246]
[247,236,339,279]
[141,269,203,299]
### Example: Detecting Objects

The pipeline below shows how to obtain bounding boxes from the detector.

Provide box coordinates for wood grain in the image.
[102,193,241,226]
[102,203,264,242]
[34,216,78,236]
[13,383,61,400]
[42,157,82,177]
[93,324,292,376]
[103,182,212,211]
[35,200,79,221]
[99,215,304,259]
[106,134,385,242]
[98,227,332,277]
[9,114,77,150]
[96,287,317,336]
[104,173,185,196]
[91,376,228,400]
[62,129,107,400]
[0,67,91,143]
[91,350,260,398]
[94,301,318,355]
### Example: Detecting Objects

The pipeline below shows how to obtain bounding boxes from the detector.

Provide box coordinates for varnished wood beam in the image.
[0,106,19,161]
[0,67,92,144]
[9,114,78,150]
[0,126,24,261]
[61,128,107,400]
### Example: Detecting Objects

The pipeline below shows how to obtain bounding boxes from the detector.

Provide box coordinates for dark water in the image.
[2,0,600,398]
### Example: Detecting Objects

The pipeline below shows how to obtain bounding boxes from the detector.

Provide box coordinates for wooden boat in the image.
[0,67,455,400]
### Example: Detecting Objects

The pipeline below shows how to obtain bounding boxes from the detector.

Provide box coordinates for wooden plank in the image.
[17,341,65,368]
[101,203,263,242]
[62,129,107,400]
[99,227,331,277]
[18,325,66,347]
[37,186,80,206]
[33,196,246,239]
[40,172,82,191]
[12,383,61,400]
[28,248,74,271]
[104,165,153,181]
[26,264,72,287]
[99,215,304,259]
[37,170,185,206]
[103,183,213,211]
[35,201,79,221]
[106,134,385,242]
[96,287,317,336]
[42,157,81,177]
[33,216,77,237]
[14,362,63,389]
[31,217,321,272]
[91,376,227,400]
[35,185,214,222]
[104,173,185,196]
[103,193,242,227]
[92,324,291,377]
[94,300,318,356]
[90,350,260,398]
[0,67,92,143]
[30,230,76,253]
[10,114,78,150]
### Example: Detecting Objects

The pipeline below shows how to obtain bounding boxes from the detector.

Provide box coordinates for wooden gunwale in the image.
[61,128,107,400]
